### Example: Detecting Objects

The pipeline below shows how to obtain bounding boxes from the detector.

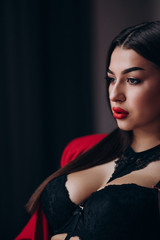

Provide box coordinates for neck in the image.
[131,128,160,152]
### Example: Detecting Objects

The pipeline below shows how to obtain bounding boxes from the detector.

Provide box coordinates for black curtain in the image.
[1,1,93,239]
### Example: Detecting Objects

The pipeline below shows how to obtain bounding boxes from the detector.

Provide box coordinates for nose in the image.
[109,82,126,102]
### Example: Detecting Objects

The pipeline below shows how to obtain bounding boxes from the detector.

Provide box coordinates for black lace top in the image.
[41,145,160,240]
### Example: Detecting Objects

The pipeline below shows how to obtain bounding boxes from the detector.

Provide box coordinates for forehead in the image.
[109,47,155,73]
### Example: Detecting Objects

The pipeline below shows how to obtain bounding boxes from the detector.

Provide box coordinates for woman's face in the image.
[108,47,160,132]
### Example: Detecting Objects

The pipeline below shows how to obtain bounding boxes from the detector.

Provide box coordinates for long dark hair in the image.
[26,20,160,214]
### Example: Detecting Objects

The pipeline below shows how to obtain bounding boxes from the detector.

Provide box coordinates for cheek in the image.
[131,87,160,114]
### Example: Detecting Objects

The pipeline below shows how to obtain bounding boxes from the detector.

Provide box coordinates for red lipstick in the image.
[113,107,129,119]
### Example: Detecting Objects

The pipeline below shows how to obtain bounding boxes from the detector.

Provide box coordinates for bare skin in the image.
[51,159,160,240]
[51,47,160,239]
[51,234,79,240]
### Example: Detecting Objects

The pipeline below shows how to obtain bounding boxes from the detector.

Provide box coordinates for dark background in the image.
[1,1,160,239]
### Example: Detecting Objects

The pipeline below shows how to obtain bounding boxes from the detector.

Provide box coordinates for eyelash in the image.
[105,77,141,85]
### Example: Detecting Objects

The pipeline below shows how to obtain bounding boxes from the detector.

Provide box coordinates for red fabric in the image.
[15,134,107,240]
[60,134,107,167]
[15,204,49,240]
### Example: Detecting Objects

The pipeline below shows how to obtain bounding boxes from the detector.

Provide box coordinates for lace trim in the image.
[108,145,160,183]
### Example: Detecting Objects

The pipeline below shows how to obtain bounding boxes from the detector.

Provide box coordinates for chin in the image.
[117,122,134,131]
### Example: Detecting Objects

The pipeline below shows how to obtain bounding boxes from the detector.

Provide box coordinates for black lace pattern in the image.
[108,144,160,183]
[41,144,160,240]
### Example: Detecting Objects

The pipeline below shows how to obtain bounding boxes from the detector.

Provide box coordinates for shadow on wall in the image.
[1,1,93,239]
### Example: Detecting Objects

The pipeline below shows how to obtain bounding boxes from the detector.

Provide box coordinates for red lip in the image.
[112,107,129,119]
[113,107,128,114]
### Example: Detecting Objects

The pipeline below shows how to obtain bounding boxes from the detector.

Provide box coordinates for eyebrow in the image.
[107,67,145,74]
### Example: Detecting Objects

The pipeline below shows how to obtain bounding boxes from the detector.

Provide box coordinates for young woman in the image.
[16,21,160,240]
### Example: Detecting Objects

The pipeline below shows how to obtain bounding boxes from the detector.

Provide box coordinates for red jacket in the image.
[15,134,107,240]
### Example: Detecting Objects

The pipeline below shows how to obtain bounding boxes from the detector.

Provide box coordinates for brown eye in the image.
[127,78,141,85]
